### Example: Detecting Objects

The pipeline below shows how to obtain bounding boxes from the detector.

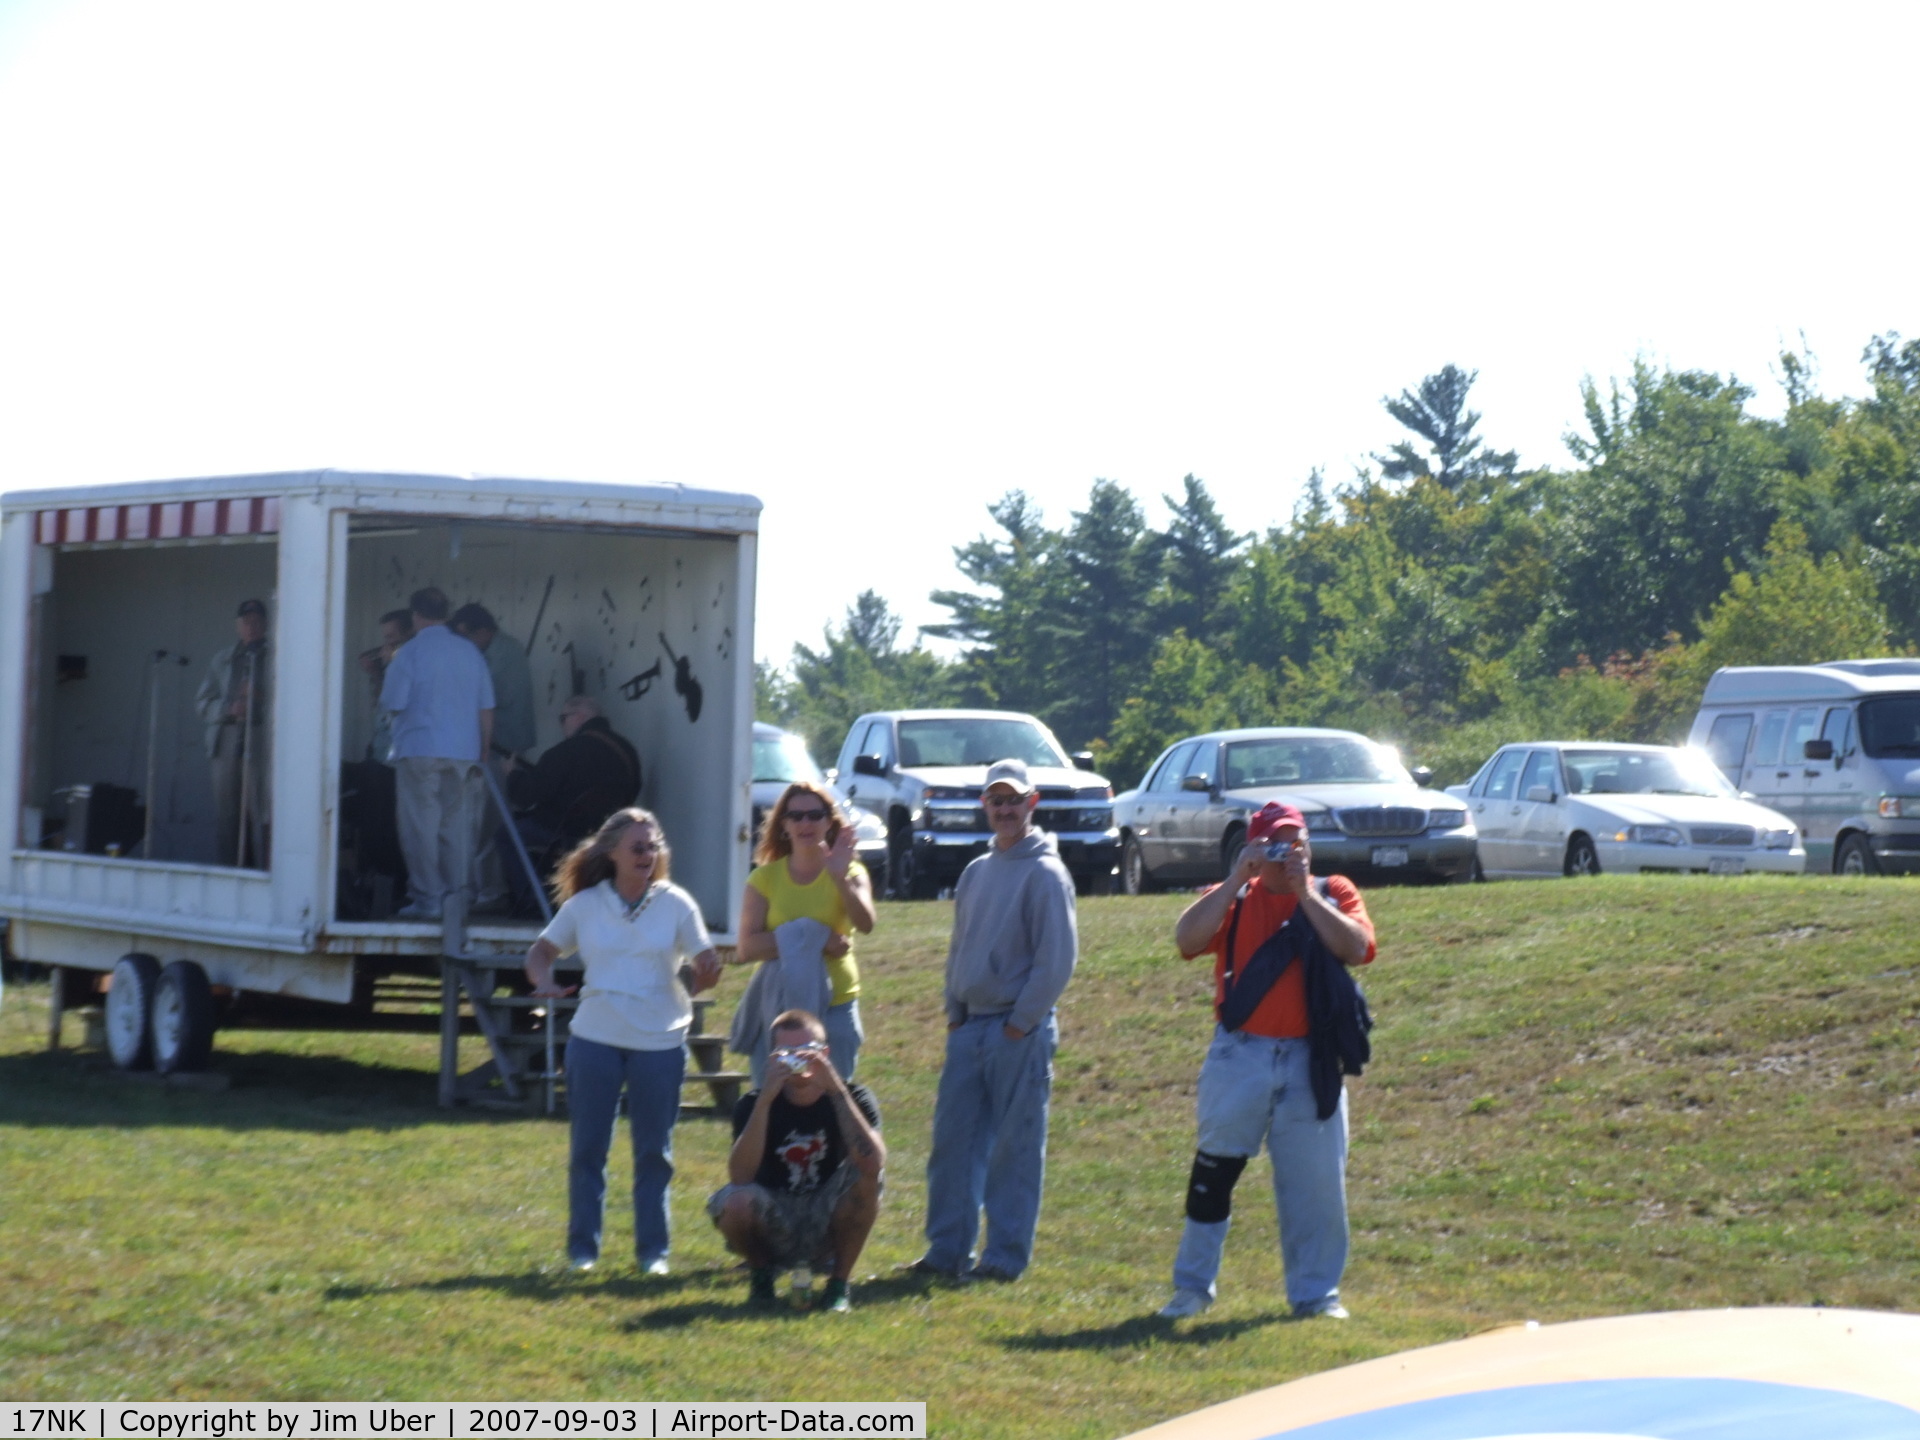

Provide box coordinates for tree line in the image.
[758,335,1920,789]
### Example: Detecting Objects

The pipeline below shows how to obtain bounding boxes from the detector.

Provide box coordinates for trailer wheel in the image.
[106,953,163,1070]
[153,961,217,1074]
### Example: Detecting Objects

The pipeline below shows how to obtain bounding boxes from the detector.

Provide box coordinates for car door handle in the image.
[1776,771,1790,779]
[1803,769,1820,778]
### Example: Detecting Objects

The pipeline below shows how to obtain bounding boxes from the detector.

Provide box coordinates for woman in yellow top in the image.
[735,780,877,1077]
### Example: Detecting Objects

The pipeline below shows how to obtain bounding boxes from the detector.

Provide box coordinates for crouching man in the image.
[709,1009,884,1312]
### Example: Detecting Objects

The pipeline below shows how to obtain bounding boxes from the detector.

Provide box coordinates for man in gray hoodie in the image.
[911,757,1079,1281]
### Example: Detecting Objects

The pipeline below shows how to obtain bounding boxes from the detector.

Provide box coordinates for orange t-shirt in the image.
[1195,874,1376,1039]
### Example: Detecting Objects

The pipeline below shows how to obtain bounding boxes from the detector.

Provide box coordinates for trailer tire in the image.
[106,953,163,1070]
[153,961,217,1074]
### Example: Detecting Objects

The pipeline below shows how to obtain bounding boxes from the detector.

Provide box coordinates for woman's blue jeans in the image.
[565,1034,685,1267]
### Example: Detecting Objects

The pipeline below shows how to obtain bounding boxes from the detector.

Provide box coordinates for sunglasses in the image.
[784,807,831,824]
[984,793,1030,809]
[625,842,659,856]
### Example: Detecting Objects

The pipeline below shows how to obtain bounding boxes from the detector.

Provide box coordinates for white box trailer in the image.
[0,470,759,1095]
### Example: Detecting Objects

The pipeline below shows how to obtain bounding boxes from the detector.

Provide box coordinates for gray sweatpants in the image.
[395,756,483,914]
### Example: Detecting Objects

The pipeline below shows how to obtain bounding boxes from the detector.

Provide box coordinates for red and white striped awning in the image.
[35,497,281,545]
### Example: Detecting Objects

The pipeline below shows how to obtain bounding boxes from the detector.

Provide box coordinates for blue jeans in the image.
[921,1011,1058,1278]
[1172,1028,1348,1311]
[746,998,864,1086]
[565,1034,685,1266]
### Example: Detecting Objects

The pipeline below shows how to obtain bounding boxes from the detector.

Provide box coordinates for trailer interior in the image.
[21,514,744,932]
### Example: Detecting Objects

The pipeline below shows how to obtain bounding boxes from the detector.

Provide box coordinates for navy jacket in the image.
[1217,878,1374,1120]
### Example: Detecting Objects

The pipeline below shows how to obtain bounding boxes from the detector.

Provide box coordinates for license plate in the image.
[1370,846,1410,867]
[1707,856,1746,876]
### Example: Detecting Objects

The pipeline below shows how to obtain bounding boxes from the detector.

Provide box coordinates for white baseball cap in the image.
[983,757,1036,795]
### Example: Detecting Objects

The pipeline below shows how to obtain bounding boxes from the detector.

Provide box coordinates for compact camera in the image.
[1262,838,1297,862]
[771,1044,823,1076]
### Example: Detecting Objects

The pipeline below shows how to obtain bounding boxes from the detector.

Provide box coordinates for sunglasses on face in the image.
[625,841,659,856]
[984,793,1029,809]
[785,807,830,824]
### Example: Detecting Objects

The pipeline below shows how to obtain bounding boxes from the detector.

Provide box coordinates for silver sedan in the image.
[1114,727,1476,892]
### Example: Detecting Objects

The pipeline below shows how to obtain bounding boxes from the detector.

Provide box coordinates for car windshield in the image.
[896,718,1068,769]
[752,732,823,784]
[1858,695,1920,757]
[1560,748,1737,798]
[1223,737,1411,788]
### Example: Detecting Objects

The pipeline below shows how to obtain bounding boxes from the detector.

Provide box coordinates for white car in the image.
[752,722,889,891]
[1448,742,1805,878]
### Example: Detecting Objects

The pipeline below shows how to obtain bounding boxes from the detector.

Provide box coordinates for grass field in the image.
[2,877,1917,1436]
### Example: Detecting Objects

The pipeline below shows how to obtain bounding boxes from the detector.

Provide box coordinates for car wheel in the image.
[152,960,217,1074]
[1219,825,1246,881]
[1836,833,1879,876]
[1076,867,1116,898]
[106,953,162,1070]
[1122,834,1156,895]
[1564,835,1601,877]
[887,823,913,900]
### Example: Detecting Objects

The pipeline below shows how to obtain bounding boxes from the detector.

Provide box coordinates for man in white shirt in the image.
[379,587,495,921]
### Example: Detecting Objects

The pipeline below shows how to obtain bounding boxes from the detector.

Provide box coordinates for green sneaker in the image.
[747,1268,779,1308]
[818,1277,850,1313]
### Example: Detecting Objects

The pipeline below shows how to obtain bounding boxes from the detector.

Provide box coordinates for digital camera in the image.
[771,1044,823,1076]
[1262,838,1297,862]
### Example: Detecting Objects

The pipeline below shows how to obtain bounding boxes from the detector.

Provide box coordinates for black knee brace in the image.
[1184,1151,1248,1224]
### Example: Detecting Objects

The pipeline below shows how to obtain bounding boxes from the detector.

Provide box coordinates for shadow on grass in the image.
[628,1273,929,1327]
[0,1049,523,1131]
[1003,1311,1292,1350]
[327,1268,727,1305]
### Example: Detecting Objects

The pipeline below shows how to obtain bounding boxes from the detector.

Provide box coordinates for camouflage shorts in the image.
[707,1166,864,1268]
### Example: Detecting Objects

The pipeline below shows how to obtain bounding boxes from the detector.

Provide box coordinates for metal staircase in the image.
[436,951,748,1116]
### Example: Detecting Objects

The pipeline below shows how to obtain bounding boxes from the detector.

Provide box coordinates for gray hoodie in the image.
[943,829,1079,1035]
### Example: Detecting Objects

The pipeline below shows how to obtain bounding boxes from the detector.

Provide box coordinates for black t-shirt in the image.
[730,1083,882,1195]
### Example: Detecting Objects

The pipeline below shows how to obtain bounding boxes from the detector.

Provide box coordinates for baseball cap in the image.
[982,757,1036,795]
[1247,801,1307,843]
[236,598,267,618]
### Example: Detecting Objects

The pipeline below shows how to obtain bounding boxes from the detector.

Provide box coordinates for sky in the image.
[1,1,1916,668]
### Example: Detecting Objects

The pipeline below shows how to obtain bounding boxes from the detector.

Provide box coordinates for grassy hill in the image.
[2,877,1916,1437]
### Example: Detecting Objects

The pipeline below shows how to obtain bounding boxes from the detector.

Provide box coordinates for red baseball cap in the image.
[1247,801,1307,843]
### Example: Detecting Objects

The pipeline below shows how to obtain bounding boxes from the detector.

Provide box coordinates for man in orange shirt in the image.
[1156,801,1376,1320]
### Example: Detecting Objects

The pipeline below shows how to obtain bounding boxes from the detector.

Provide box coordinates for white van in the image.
[1688,660,1920,874]
[0,470,761,1089]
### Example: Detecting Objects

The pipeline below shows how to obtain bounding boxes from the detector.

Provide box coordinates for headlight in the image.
[924,786,971,801]
[1614,825,1683,845]
[1074,807,1113,830]
[1426,809,1469,831]
[1299,807,1337,833]
[1073,785,1113,801]
[1880,797,1911,818]
[1760,827,1796,850]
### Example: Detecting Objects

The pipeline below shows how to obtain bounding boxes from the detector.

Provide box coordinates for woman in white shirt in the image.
[527,807,721,1273]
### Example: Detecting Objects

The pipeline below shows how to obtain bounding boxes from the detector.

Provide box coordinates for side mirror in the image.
[1180,774,1212,793]
[852,753,886,777]
[1525,784,1556,804]
[1803,739,1834,761]
[1071,751,1097,772]
[1410,765,1435,788]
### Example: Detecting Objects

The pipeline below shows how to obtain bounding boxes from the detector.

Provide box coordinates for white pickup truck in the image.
[827,709,1120,898]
